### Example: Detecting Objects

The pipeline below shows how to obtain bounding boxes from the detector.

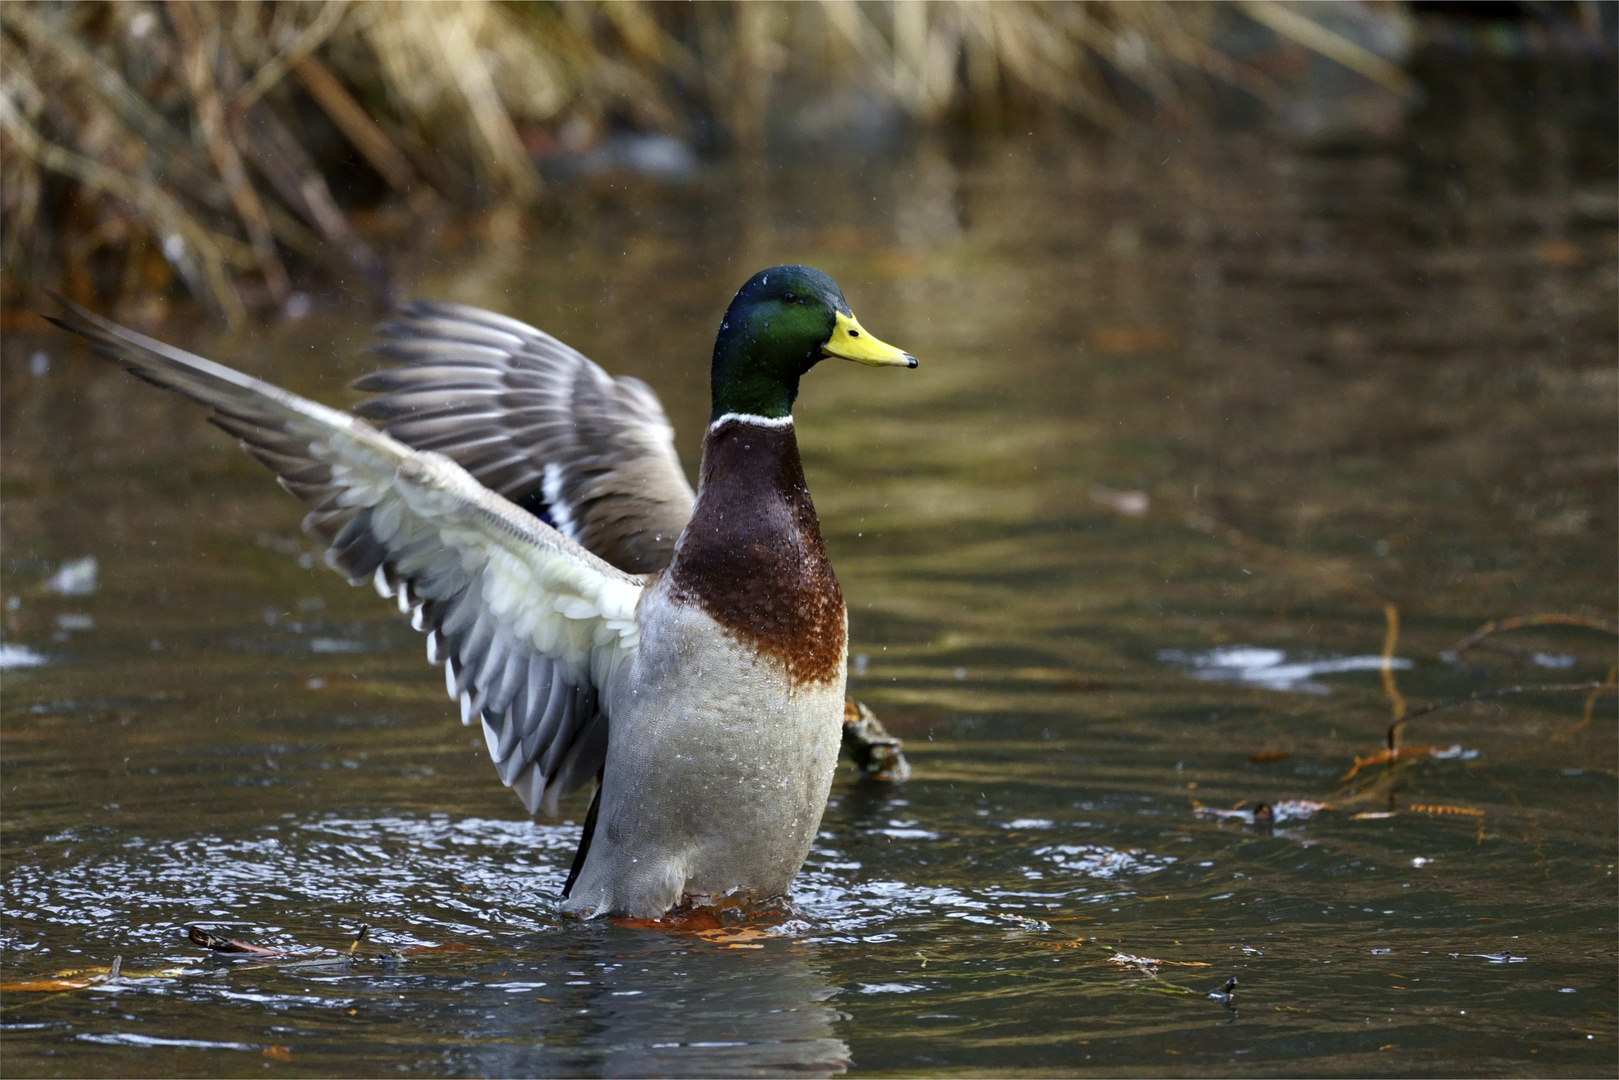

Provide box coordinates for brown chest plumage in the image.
[667,420,846,687]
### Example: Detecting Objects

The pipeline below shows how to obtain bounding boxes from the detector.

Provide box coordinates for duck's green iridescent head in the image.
[710,265,915,423]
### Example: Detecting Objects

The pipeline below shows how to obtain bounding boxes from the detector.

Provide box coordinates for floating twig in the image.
[1577,667,1618,732]
[1407,803,1483,817]
[0,955,153,1000]
[1386,681,1615,751]
[1381,603,1406,722]
[187,924,284,955]
[1440,614,1617,664]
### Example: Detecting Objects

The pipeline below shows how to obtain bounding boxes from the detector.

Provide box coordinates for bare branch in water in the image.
[187,924,285,955]
[1388,680,1616,749]
[1440,614,1618,664]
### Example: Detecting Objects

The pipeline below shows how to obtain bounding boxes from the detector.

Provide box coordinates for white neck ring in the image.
[709,412,794,431]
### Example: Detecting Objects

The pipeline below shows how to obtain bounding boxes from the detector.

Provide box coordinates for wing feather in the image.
[357,300,696,573]
[49,297,641,815]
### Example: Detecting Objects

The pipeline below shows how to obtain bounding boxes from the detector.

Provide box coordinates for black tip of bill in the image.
[903,354,918,369]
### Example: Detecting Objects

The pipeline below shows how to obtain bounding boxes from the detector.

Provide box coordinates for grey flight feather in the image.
[353,299,695,574]
[48,296,644,816]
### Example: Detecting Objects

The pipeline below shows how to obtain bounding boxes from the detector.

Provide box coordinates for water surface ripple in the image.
[4,70,1616,1076]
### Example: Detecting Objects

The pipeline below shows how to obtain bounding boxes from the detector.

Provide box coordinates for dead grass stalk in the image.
[2,1,1276,321]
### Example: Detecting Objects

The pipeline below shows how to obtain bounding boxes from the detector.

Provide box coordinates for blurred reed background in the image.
[0,1,1609,325]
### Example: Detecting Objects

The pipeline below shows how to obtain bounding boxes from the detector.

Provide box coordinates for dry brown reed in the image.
[1,1,1272,323]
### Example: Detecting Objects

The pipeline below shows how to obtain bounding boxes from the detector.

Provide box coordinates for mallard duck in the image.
[49,266,915,919]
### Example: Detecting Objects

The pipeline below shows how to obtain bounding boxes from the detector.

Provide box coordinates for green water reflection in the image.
[3,71,1616,1077]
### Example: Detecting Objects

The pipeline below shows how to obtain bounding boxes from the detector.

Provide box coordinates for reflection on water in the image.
[6,814,852,1076]
[3,57,1616,1077]
[0,644,48,669]
[1158,645,1414,694]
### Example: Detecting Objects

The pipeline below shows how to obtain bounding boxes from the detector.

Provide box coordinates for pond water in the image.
[3,63,1616,1077]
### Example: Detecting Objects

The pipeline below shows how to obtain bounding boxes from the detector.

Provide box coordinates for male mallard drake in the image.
[49,266,914,919]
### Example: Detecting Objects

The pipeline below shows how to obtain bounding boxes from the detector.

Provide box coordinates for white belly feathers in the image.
[561,575,846,919]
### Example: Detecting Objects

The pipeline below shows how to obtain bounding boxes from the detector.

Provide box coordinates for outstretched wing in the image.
[351,300,696,574]
[49,298,642,815]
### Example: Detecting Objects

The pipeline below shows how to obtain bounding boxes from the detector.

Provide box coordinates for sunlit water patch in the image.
[2,806,1221,1076]
[0,643,49,669]
[1158,645,1414,694]
[7,808,1196,958]
[4,815,579,956]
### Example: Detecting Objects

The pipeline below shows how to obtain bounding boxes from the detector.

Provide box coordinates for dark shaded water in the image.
[4,65,1616,1076]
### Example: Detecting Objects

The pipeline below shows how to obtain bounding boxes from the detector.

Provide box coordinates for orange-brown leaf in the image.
[1407,803,1484,817]
[0,976,99,991]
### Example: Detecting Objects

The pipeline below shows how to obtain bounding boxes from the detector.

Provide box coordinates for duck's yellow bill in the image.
[822,311,917,368]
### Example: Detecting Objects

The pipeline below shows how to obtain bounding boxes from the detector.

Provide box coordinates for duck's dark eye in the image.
[782,292,796,303]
